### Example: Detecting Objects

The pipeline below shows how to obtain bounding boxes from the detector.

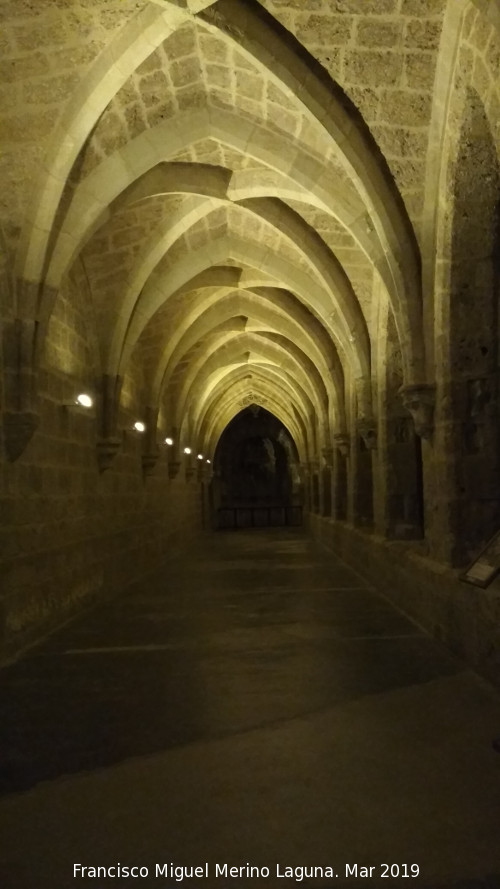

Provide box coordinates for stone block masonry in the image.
[0,383,203,663]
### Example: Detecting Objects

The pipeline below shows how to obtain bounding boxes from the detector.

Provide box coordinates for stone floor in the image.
[0,529,500,889]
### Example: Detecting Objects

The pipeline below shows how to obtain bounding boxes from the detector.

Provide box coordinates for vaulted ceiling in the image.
[2,0,499,462]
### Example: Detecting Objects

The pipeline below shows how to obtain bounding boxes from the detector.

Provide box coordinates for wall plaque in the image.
[460,530,500,588]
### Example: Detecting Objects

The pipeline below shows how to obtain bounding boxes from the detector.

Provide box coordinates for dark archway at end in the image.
[210,406,303,530]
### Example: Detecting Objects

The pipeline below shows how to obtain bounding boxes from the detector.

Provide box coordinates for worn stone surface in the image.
[309,514,500,691]
[1,529,500,889]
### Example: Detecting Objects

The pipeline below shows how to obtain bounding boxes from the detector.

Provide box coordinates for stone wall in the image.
[1,0,499,668]
[0,397,202,662]
[428,3,500,566]
[0,263,203,662]
[307,513,500,689]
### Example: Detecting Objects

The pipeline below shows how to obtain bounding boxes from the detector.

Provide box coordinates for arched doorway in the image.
[211,406,302,529]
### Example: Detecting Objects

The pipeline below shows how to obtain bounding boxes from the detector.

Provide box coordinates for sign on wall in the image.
[460,529,500,588]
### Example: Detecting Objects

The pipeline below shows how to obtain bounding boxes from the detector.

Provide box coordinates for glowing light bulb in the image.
[165,437,174,446]
[76,393,93,408]
[197,454,203,460]
[134,421,146,433]
[183,447,192,455]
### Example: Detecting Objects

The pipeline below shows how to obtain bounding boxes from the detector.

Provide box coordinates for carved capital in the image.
[358,417,378,450]
[141,451,159,477]
[401,384,436,440]
[322,447,334,468]
[2,410,39,462]
[185,464,196,481]
[96,437,121,473]
[334,433,350,457]
[168,460,181,480]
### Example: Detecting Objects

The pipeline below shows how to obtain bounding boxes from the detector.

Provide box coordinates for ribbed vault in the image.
[6,0,481,470]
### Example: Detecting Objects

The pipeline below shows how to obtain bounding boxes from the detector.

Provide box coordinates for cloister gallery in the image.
[1,0,500,681]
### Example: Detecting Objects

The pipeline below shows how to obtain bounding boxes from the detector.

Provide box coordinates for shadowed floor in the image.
[0,529,499,889]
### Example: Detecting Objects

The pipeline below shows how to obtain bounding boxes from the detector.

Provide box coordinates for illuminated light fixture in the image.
[63,393,94,413]
[134,421,146,433]
[183,447,192,455]
[76,393,93,408]
[165,437,174,446]
[206,459,211,464]
[197,453,203,460]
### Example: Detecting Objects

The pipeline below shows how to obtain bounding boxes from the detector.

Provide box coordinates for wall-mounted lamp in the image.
[63,393,94,413]
[133,421,146,433]
[165,437,174,446]
[76,393,93,408]
[183,447,192,455]
[197,453,203,461]
[206,459,211,464]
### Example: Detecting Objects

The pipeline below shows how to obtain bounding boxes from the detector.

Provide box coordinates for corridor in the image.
[1,529,500,889]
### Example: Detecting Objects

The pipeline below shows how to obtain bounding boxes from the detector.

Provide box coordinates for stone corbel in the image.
[168,460,181,480]
[96,374,122,472]
[334,433,350,457]
[400,384,436,440]
[358,417,378,450]
[322,447,334,468]
[96,437,122,473]
[141,406,160,478]
[142,450,159,477]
